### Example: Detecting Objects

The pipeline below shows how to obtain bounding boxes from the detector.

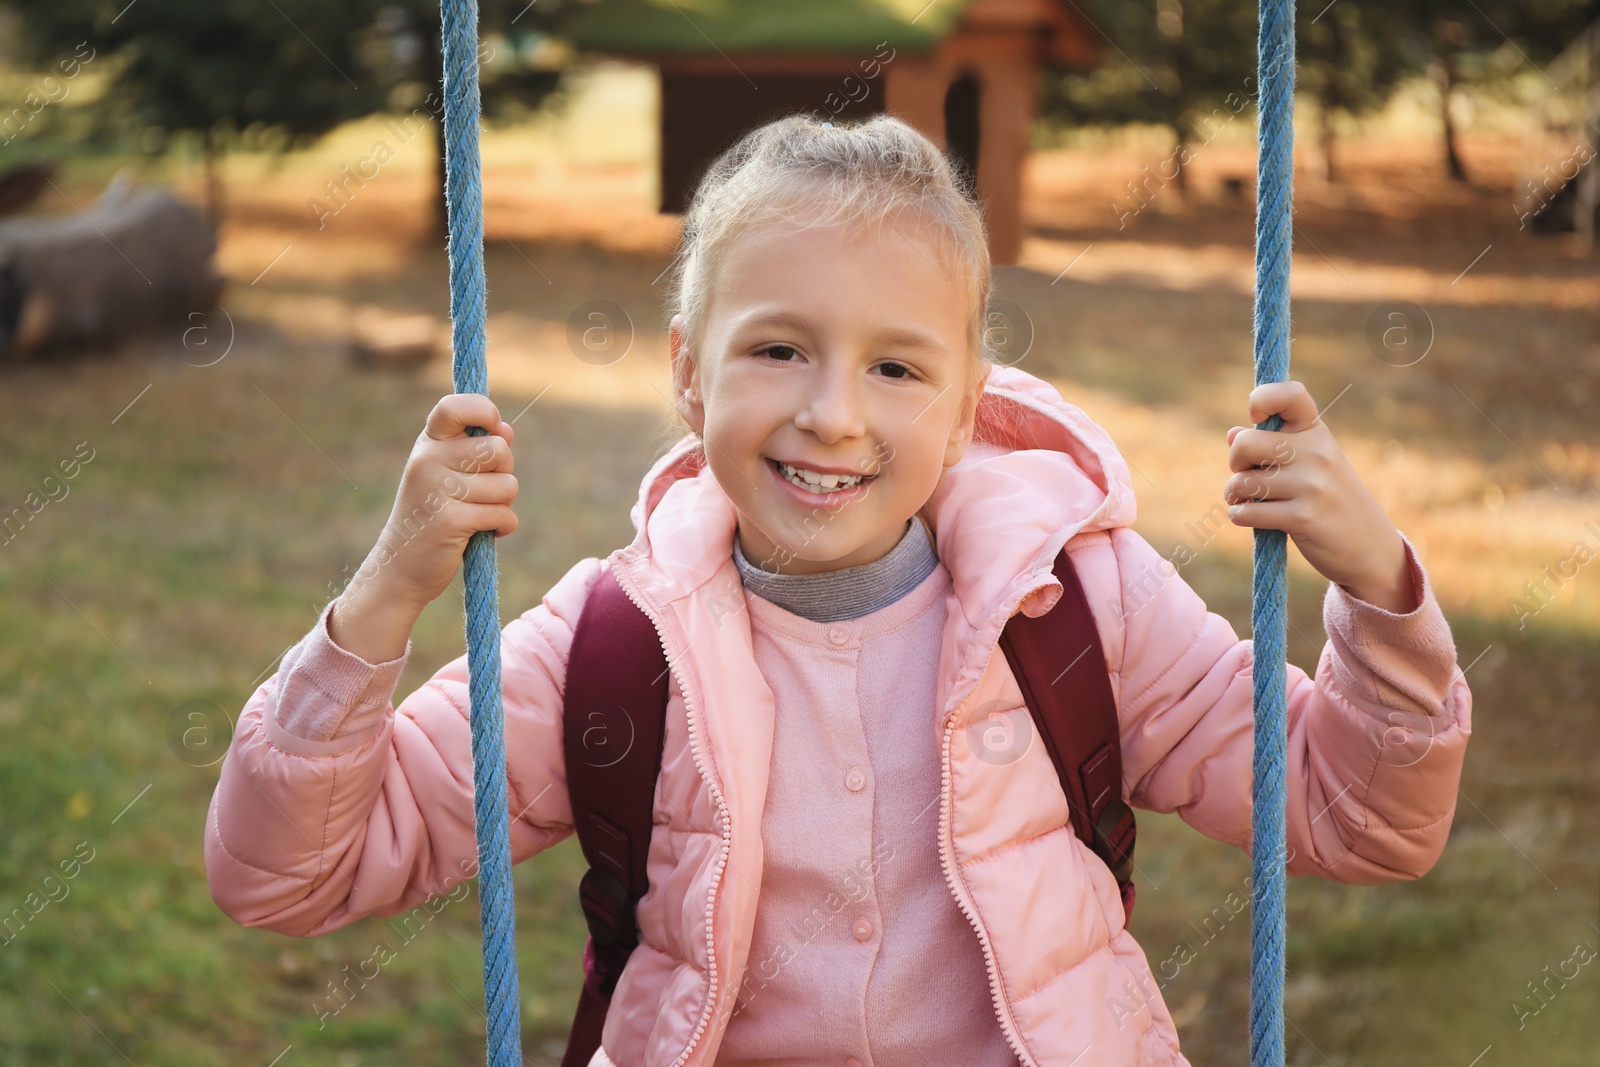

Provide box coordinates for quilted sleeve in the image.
[204,555,606,936]
[1096,525,1472,883]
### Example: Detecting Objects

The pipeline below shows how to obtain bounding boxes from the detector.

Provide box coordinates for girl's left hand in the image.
[1224,380,1417,614]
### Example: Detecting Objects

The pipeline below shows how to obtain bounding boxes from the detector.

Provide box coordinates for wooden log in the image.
[0,172,224,360]
[0,160,56,217]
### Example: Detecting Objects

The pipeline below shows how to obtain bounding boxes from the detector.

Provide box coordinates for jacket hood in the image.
[615,364,1138,634]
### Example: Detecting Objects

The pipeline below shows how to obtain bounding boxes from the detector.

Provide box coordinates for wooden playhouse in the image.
[563,0,1100,265]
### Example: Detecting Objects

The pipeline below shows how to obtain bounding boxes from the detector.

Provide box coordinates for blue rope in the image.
[438,0,523,1064]
[1251,1,1293,1066]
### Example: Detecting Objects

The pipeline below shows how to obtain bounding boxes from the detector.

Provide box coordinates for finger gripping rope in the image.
[438,0,523,1064]
[1251,2,1294,1066]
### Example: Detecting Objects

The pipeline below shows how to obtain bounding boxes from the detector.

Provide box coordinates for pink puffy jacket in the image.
[205,364,1472,1066]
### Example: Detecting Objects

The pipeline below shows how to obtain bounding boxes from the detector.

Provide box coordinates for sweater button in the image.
[827,623,851,645]
[845,766,866,792]
[852,917,873,941]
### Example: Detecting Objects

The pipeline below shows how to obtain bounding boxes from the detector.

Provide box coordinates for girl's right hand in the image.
[364,392,519,612]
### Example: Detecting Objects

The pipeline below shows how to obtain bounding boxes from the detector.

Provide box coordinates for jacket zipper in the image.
[608,557,734,1067]
[612,552,1057,1066]
[934,578,1054,1067]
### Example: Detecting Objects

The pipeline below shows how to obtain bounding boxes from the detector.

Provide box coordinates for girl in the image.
[205,115,1472,1067]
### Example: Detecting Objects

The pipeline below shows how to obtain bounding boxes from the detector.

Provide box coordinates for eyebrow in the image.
[732,309,948,353]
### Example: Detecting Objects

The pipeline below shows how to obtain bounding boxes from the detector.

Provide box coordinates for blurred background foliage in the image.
[3,0,1598,203]
[1041,0,1598,183]
[1,0,581,228]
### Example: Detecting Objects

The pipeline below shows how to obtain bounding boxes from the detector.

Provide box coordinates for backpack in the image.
[557,546,1136,1067]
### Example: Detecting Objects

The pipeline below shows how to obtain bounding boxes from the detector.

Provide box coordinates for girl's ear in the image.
[943,362,991,468]
[669,314,706,433]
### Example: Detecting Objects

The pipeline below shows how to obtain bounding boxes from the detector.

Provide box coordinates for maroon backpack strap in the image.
[560,565,670,1067]
[559,546,1136,1066]
[996,545,1138,922]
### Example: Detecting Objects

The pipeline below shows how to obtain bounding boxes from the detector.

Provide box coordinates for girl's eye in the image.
[753,346,915,380]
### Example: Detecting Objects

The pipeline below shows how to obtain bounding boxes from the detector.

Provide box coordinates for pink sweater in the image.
[713,559,1019,1067]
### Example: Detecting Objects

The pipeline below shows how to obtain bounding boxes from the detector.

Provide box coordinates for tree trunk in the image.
[1168,35,1194,203]
[1316,10,1348,184]
[202,136,226,228]
[424,22,450,243]
[0,178,224,359]
[1319,93,1338,183]
[1433,54,1468,182]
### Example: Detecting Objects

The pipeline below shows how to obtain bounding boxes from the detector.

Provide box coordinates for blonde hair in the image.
[658,112,996,444]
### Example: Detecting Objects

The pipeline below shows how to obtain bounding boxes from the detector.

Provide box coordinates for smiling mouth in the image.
[767,458,880,494]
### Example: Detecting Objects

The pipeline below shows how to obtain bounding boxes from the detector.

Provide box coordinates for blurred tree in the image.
[1041,0,1259,199]
[353,1,578,237]
[1043,0,1598,189]
[1296,3,1411,182]
[1376,0,1598,181]
[1,0,577,231]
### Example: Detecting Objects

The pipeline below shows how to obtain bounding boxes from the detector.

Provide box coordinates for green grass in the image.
[0,338,655,1065]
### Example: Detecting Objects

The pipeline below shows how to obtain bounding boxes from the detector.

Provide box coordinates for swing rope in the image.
[436,0,1294,1063]
[1250,1,1294,1066]
[438,0,522,1064]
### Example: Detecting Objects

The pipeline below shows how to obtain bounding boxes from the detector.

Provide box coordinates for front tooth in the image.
[778,462,863,491]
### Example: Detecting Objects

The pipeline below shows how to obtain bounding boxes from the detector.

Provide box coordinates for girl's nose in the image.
[792,366,866,442]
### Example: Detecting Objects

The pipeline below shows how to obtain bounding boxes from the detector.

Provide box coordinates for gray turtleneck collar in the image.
[731,516,940,622]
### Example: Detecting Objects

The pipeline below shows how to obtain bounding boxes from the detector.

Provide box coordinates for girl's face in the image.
[671,214,988,575]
